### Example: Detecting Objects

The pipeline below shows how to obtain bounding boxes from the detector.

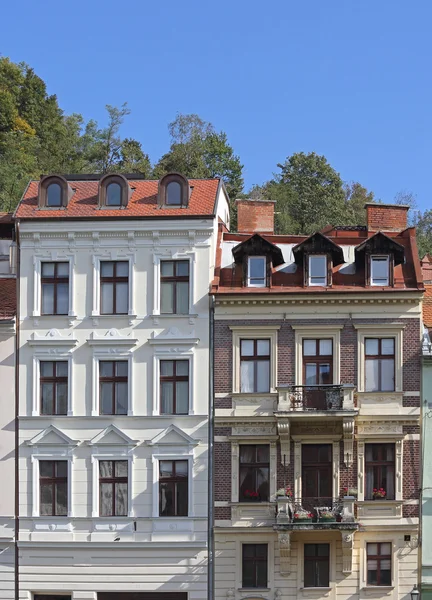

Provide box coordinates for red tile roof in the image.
[0,278,16,319]
[423,285,432,327]
[15,179,220,219]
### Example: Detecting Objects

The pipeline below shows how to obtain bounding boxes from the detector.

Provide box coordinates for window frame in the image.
[239,444,270,502]
[366,542,392,586]
[293,326,342,386]
[100,260,129,315]
[303,543,330,588]
[33,256,75,319]
[241,543,268,589]
[158,173,189,207]
[247,256,267,287]
[308,254,328,287]
[98,459,129,517]
[46,182,63,207]
[91,454,134,518]
[99,360,129,416]
[364,443,396,500]
[91,255,134,318]
[370,255,390,287]
[364,337,395,392]
[32,354,73,417]
[240,338,271,393]
[158,459,189,517]
[39,459,68,517]
[302,338,333,386]
[152,454,194,518]
[91,354,133,417]
[160,259,190,315]
[159,359,189,415]
[32,454,73,518]
[152,253,195,317]
[41,261,70,316]
[40,360,68,416]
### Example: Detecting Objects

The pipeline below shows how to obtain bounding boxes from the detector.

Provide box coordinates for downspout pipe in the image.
[208,295,215,600]
[14,220,20,600]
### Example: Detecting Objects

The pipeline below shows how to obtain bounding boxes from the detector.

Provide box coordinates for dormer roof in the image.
[292,232,345,266]
[232,233,284,267]
[355,231,405,266]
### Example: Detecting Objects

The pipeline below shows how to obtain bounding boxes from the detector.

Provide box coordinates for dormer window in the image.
[99,174,131,208]
[248,256,266,287]
[308,255,327,286]
[106,182,122,206]
[371,256,389,286]
[46,183,62,207]
[38,175,72,209]
[158,173,189,208]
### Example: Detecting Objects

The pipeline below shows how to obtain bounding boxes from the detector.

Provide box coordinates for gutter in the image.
[14,220,19,600]
[208,295,215,600]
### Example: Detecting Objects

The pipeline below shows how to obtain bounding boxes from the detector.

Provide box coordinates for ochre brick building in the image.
[212,200,422,600]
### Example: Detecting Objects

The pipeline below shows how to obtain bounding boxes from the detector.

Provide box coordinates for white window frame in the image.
[91,453,134,518]
[370,255,390,286]
[91,253,135,317]
[31,453,74,518]
[357,438,403,502]
[33,354,73,417]
[90,350,133,417]
[308,254,327,287]
[247,256,266,287]
[230,326,280,394]
[359,536,397,590]
[293,325,343,386]
[154,354,194,417]
[355,324,404,393]
[298,539,335,591]
[151,453,194,518]
[237,537,274,591]
[231,440,277,503]
[152,252,196,317]
[33,254,76,318]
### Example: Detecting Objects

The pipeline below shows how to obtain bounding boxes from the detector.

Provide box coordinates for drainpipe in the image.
[208,295,215,600]
[14,220,20,600]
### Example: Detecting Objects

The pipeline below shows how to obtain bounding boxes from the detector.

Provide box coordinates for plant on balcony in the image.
[276,487,293,498]
[342,487,358,498]
[372,488,386,499]
[293,509,314,523]
[243,489,260,500]
[318,509,336,522]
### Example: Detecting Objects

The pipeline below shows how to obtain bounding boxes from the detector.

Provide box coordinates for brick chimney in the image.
[421,255,432,284]
[236,199,275,234]
[365,202,409,232]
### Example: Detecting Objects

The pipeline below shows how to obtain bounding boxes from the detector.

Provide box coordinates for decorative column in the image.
[278,532,292,576]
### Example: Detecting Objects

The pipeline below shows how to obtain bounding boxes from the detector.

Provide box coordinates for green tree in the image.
[116,138,152,177]
[343,182,375,225]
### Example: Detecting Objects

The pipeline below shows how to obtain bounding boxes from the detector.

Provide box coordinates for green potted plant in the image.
[318,510,336,523]
[276,487,293,498]
[342,487,358,498]
[293,509,314,523]
[372,488,386,500]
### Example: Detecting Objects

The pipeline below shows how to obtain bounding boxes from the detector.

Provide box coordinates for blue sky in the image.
[2,0,431,211]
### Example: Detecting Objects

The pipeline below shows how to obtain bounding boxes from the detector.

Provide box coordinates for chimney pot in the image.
[365,202,409,232]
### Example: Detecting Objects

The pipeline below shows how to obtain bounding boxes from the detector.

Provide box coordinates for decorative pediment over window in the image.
[232,233,284,267]
[87,328,138,347]
[149,327,199,346]
[147,424,198,447]
[88,425,138,447]
[28,328,78,347]
[292,232,345,266]
[355,231,405,266]
[27,425,77,447]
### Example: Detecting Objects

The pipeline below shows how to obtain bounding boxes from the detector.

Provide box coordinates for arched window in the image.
[166,181,182,205]
[46,183,62,207]
[106,182,122,206]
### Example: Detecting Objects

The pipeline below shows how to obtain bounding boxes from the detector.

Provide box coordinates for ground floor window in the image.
[367,542,392,586]
[242,543,268,588]
[304,543,330,587]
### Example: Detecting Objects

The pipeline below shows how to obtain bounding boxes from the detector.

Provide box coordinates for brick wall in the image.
[403,440,420,500]
[366,203,409,231]
[214,441,232,502]
[236,199,275,234]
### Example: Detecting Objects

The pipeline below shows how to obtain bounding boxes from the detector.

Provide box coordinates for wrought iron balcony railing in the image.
[277,384,355,412]
[276,496,355,525]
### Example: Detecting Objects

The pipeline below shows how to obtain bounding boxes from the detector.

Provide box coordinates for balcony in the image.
[276,384,356,414]
[275,495,357,530]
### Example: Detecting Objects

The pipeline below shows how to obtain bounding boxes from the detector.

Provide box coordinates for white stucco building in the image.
[15,173,229,600]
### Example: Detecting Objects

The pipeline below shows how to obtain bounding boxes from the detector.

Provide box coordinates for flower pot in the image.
[318,517,336,523]
[293,517,313,523]
[373,496,386,500]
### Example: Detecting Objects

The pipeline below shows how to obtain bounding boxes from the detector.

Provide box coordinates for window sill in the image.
[363,586,394,592]
[232,391,277,397]
[238,589,270,593]
[301,587,332,592]
[156,313,198,318]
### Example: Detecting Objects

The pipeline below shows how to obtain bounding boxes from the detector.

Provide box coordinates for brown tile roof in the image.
[0,278,16,319]
[15,179,220,219]
[423,285,432,327]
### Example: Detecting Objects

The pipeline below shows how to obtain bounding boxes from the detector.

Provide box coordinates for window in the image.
[160,260,189,314]
[239,445,269,502]
[240,339,270,393]
[160,360,189,414]
[247,256,266,287]
[159,460,188,516]
[41,262,69,315]
[365,338,395,392]
[40,460,68,516]
[365,444,395,500]
[303,339,333,385]
[46,183,62,207]
[166,181,182,205]
[99,460,128,516]
[304,544,330,588]
[302,444,332,504]
[99,361,128,415]
[106,182,122,206]
[308,255,327,286]
[367,543,392,586]
[100,261,129,314]
[242,544,268,589]
[40,361,68,415]
[371,256,390,286]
